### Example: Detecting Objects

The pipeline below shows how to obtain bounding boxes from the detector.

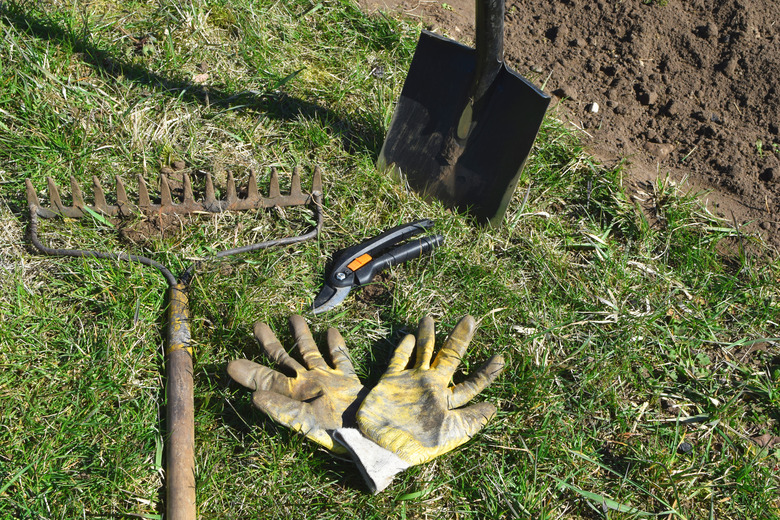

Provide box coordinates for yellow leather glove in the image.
[334,315,504,492]
[228,315,367,454]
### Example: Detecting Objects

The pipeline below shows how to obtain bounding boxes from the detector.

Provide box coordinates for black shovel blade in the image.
[378,30,551,226]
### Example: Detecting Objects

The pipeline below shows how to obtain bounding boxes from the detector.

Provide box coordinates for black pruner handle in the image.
[354,234,445,285]
[327,219,435,288]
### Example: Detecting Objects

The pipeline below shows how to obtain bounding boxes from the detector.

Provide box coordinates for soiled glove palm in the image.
[355,315,504,466]
[228,315,366,453]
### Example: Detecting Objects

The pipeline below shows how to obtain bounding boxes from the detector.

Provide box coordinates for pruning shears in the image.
[311,219,444,314]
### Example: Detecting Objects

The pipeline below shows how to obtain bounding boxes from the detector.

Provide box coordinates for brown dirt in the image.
[358,0,780,252]
[118,213,186,246]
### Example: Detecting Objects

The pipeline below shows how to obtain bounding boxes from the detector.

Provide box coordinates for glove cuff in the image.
[333,428,410,494]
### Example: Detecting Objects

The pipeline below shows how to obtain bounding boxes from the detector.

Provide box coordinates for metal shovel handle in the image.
[455,0,506,144]
[165,283,196,520]
[473,0,505,106]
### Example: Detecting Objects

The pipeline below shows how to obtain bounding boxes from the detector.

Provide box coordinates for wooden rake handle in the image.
[165,283,196,520]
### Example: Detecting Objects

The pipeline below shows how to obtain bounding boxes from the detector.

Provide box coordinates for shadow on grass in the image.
[0,1,386,160]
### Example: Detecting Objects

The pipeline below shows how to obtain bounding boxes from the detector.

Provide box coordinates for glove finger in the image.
[453,401,497,439]
[227,359,288,393]
[414,315,435,370]
[251,389,335,451]
[289,315,329,370]
[327,327,356,376]
[254,321,305,374]
[385,333,416,374]
[431,315,476,378]
[448,354,505,409]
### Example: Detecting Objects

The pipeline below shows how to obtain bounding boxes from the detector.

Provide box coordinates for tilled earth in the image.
[359,0,780,251]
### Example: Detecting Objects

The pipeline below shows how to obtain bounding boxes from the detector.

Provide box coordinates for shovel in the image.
[378,0,550,227]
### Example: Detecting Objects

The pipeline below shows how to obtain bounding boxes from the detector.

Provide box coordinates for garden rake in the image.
[25,167,323,520]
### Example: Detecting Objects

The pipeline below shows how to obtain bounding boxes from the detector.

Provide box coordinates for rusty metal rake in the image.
[26,167,323,520]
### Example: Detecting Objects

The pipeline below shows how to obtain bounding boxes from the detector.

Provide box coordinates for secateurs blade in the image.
[312,219,444,314]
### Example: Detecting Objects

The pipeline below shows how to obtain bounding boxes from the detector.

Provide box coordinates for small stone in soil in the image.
[639,91,658,105]
[759,168,776,182]
[553,84,577,100]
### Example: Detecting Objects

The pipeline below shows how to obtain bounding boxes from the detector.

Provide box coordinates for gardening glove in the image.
[334,315,504,493]
[228,315,367,454]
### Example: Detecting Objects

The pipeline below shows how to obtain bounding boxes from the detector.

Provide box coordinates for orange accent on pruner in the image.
[347,253,373,272]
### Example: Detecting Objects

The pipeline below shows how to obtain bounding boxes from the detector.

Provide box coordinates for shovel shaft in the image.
[473,0,505,103]
[166,284,196,520]
[453,0,506,145]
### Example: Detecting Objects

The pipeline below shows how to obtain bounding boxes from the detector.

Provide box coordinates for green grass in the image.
[1,0,779,518]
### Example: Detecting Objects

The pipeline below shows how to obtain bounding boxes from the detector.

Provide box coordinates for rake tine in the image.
[247,169,259,202]
[226,171,237,205]
[160,174,173,210]
[290,166,302,198]
[26,179,42,213]
[268,167,281,200]
[182,172,195,206]
[116,175,132,216]
[70,176,85,210]
[311,165,323,195]
[25,179,38,208]
[47,177,65,213]
[138,175,151,210]
[26,179,57,218]
[92,176,109,214]
[29,166,322,219]
[204,172,217,210]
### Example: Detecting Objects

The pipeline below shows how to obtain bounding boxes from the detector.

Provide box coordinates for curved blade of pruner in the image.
[312,285,352,315]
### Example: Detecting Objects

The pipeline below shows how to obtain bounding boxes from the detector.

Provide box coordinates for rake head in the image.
[25,167,322,219]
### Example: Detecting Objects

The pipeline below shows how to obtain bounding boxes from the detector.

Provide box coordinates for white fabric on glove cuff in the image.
[333,428,410,494]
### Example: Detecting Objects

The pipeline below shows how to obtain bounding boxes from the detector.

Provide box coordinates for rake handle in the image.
[166,283,196,520]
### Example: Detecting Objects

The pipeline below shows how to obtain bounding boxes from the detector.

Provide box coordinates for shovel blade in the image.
[379,30,550,226]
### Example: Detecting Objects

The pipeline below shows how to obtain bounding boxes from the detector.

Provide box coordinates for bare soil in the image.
[358,0,780,252]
